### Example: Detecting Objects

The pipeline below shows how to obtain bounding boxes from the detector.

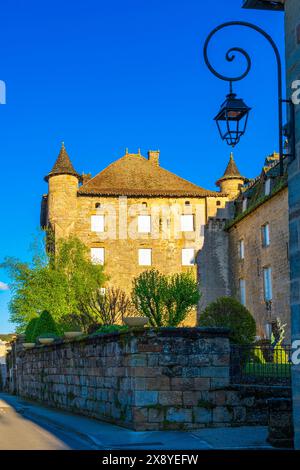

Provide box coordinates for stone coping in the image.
[17,326,230,352]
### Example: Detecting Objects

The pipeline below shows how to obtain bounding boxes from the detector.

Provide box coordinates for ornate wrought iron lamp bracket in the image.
[203,21,295,176]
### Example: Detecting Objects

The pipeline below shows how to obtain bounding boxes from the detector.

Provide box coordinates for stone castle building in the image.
[41,144,290,338]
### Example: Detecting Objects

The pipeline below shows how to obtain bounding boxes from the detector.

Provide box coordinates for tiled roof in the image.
[78,153,222,197]
[45,143,80,182]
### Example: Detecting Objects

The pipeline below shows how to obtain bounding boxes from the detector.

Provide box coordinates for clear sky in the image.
[0,0,285,332]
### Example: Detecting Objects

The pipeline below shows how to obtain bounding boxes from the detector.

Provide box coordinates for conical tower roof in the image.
[216,153,245,187]
[44,143,80,182]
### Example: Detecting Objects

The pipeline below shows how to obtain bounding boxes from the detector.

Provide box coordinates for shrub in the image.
[132,269,200,327]
[199,297,256,345]
[59,315,82,333]
[92,325,129,335]
[24,317,39,342]
[32,310,60,342]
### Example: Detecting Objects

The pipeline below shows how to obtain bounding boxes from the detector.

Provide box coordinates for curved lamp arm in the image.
[203,21,284,176]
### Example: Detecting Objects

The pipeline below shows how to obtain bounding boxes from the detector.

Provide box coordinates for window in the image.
[180,215,194,232]
[265,178,271,196]
[138,215,151,233]
[239,279,246,306]
[239,239,245,260]
[242,198,247,212]
[263,267,272,301]
[261,223,270,247]
[91,215,104,232]
[216,200,221,206]
[138,248,152,266]
[182,248,195,266]
[91,247,104,265]
[142,202,148,208]
[185,201,191,206]
[95,203,101,208]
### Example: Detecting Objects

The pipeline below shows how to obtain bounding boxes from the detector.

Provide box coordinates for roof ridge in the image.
[80,152,211,193]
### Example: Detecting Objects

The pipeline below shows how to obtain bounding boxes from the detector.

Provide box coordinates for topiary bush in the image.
[24,317,39,343]
[199,297,256,345]
[32,310,60,342]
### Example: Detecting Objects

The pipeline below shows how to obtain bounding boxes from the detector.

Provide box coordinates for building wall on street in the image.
[197,218,231,314]
[285,0,300,449]
[228,188,290,340]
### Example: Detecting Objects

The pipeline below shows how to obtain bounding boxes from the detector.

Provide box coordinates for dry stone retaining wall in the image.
[10,328,291,431]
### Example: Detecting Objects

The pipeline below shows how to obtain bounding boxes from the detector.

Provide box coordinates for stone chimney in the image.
[148,150,160,166]
[81,173,92,185]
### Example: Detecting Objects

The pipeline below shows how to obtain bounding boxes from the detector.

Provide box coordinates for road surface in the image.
[0,398,94,450]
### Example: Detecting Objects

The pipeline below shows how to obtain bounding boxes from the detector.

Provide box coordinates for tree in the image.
[199,296,256,345]
[132,270,168,327]
[0,233,105,331]
[132,269,200,327]
[87,287,131,327]
[164,272,200,326]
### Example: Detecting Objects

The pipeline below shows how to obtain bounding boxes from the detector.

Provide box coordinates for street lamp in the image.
[214,82,251,147]
[203,21,295,176]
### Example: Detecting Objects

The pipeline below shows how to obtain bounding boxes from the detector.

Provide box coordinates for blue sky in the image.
[0,0,285,332]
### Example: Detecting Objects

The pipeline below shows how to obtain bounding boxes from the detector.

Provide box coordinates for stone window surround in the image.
[261,223,271,247]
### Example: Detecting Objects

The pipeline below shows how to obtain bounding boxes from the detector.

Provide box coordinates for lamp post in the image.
[203,21,295,176]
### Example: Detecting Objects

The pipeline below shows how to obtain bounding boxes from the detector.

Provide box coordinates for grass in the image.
[244,362,291,378]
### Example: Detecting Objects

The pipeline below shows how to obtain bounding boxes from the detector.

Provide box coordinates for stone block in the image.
[166,408,192,423]
[213,406,232,423]
[158,391,182,406]
[193,407,212,424]
[200,366,229,378]
[129,354,147,367]
[132,407,148,423]
[183,391,199,406]
[171,378,194,391]
[193,377,210,390]
[148,407,165,423]
[146,377,170,390]
[133,391,158,407]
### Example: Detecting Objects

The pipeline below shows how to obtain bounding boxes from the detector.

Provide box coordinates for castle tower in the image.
[216,153,245,199]
[44,143,80,239]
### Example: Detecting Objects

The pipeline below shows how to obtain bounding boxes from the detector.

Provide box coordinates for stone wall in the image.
[10,328,291,431]
[197,218,231,313]
[228,188,290,341]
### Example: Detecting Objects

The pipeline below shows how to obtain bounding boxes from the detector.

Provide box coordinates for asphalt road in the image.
[0,402,94,450]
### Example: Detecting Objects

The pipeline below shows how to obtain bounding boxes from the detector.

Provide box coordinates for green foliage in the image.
[132,269,200,327]
[32,310,60,341]
[0,232,105,331]
[92,324,129,335]
[24,317,39,342]
[60,316,82,333]
[164,272,200,326]
[199,296,256,345]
